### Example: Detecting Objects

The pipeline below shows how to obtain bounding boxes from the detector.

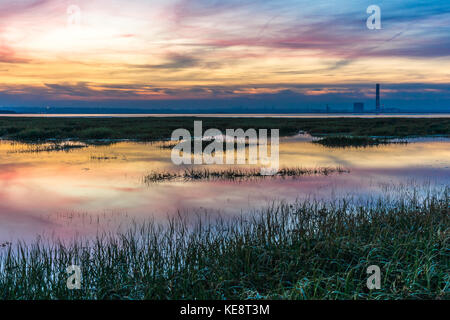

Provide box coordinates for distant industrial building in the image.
[376,84,380,112]
[353,102,364,113]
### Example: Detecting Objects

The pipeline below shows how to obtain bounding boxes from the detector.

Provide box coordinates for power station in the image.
[376,83,380,112]
[335,84,382,113]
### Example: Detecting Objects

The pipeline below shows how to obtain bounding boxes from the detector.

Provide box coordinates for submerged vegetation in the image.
[0,188,448,300]
[144,166,349,182]
[156,140,182,149]
[90,155,119,161]
[0,117,448,143]
[7,141,87,154]
[314,136,408,147]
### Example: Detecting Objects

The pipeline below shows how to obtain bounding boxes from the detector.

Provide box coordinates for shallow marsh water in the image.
[0,135,448,242]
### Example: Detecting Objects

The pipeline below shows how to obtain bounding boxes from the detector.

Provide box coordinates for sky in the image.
[0,0,449,113]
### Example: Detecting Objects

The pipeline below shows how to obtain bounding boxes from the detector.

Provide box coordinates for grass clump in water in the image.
[314,136,407,148]
[0,187,448,300]
[144,166,349,182]
[7,141,87,154]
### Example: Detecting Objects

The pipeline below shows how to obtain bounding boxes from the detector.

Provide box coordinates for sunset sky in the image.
[0,0,449,112]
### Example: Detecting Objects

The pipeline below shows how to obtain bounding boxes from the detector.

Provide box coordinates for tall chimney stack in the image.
[376,84,380,112]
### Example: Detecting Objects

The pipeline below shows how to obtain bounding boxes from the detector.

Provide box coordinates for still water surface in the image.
[0,135,448,242]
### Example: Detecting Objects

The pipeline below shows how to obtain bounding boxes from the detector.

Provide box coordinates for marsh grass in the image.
[156,140,182,149]
[144,166,349,183]
[7,141,87,154]
[156,139,254,153]
[90,155,119,161]
[314,136,408,148]
[1,117,448,143]
[0,187,448,300]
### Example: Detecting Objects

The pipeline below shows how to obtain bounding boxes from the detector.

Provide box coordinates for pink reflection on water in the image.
[0,138,448,243]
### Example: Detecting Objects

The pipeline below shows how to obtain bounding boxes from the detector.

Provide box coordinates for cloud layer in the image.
[0,0,449,111]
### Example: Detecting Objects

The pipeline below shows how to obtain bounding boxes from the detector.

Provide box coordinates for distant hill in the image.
[0,110,17,114]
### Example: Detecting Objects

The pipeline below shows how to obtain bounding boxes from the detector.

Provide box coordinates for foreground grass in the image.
[0,117,448,142]
[0,188,448,300]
